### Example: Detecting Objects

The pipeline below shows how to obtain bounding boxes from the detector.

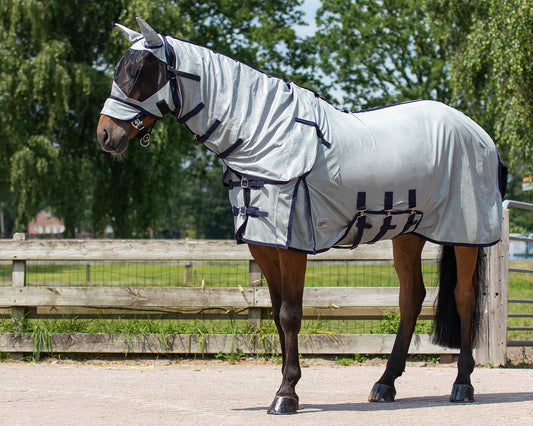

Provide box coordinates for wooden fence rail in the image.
[0,212,509,365]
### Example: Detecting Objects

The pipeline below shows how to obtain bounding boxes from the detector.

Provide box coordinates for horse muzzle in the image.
[97,115,131,155]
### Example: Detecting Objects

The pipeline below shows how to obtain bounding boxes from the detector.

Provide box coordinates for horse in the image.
[97,18,507,414]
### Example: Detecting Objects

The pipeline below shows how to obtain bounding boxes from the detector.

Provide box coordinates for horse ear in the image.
[136,17,162,47]
[115,23,141,43]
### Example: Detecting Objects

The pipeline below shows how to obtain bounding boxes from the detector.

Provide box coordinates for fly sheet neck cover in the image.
[100,22,179,121]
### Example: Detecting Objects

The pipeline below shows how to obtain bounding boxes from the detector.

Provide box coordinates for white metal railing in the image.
[503,200,533,347]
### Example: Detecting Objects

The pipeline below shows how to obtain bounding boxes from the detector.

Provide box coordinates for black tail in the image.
[433,245,484,348]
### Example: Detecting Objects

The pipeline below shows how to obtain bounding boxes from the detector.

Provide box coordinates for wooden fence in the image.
[0,211,509,365]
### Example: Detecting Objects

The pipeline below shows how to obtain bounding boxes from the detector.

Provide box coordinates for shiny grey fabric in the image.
[103,33,504,253]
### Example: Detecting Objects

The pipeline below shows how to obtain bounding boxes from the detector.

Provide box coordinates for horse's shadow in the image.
[234,392,533,413]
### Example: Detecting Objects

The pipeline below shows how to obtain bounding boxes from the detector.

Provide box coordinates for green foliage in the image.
[0,0,124,234]
[371,310,433,335]
[10,135,59,230]
[335,357,355,366]
[372,310,401,334]
[427,0,533,173]
[315,0,452,109]
[31,323,54,361]
[215,349,244,364]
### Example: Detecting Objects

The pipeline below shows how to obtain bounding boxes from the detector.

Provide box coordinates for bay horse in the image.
[97,18,506,414]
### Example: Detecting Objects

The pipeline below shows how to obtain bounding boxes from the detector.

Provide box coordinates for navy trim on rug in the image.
[285,177,304,250]
[217,138,244,159]
[198,119,221,143]
[411,233,501,248]
[295,118,331,147]
[178,102,205,123]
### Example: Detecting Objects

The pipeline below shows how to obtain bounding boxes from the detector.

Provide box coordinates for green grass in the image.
[1,259,438,288]
[21,260,250,288]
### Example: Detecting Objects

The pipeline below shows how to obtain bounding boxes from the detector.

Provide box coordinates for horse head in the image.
[97,18,179,155]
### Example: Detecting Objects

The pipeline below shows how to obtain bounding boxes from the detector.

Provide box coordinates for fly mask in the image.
[100,18,187,146]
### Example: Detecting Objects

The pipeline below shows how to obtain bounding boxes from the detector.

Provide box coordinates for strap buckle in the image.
[139,133,150,147]
[131,118,144,130]
[132,116,154,148]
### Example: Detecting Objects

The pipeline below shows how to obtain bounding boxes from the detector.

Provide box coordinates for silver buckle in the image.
[238,206,247,216]
[131,118,144,130]
[241,178,249,189]
[139,133,150,147]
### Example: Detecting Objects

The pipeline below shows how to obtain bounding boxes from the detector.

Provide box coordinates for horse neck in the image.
[169,37,253,149]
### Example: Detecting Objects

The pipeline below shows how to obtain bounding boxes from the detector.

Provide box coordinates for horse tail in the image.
[433,245,484,348]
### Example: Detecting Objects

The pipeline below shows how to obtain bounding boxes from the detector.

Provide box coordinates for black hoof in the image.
[267,396,299,415]
[368,383,396,402]
[450,384,474,402]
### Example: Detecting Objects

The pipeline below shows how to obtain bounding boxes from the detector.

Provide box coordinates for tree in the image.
[314,0,452,110]
[0,0,125,235]
[427,0,533,173]
[157,155,235,239]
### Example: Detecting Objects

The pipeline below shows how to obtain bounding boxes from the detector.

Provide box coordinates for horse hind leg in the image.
[369,234,426,402]
[450,245,479,402]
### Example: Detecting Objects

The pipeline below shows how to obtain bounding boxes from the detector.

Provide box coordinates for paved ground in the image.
[1,356,532,425]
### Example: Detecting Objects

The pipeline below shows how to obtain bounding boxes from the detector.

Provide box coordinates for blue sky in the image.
[295,0,321,37]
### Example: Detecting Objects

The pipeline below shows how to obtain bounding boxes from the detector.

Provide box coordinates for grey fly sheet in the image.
[102,24,505,254]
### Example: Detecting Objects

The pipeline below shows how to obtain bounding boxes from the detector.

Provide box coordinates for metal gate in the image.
[504,200,533,347]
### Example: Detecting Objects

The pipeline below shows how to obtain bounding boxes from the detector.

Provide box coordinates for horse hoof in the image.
[267,396,299,414]
[450,384,474,402]
[368,383,396,402]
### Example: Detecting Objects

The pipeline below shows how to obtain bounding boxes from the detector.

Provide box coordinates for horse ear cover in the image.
[136,17,162,48]
[115,23,141,43]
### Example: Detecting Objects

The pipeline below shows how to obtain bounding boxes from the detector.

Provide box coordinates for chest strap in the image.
[233,206,268,218]
[227,177,265,190]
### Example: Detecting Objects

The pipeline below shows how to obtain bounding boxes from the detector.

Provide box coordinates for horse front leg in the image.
[248,244,307,414]
[450,246,478,402]
[268,248,306,414]
[369,234,426,402]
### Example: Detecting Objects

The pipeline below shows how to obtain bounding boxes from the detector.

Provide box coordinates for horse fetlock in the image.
[384,356,407,381]
[283,364,302,387]
[457,354,475,376]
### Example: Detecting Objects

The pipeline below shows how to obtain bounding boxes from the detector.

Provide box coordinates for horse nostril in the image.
[98,128,110,148]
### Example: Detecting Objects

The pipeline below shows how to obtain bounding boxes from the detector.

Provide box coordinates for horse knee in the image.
[279,303,302,333]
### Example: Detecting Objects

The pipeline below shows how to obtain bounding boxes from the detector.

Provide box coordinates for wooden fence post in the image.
[11,233,28,329]
[476,209,509,366]
[184,261,192,285]
[248,260,263,329]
